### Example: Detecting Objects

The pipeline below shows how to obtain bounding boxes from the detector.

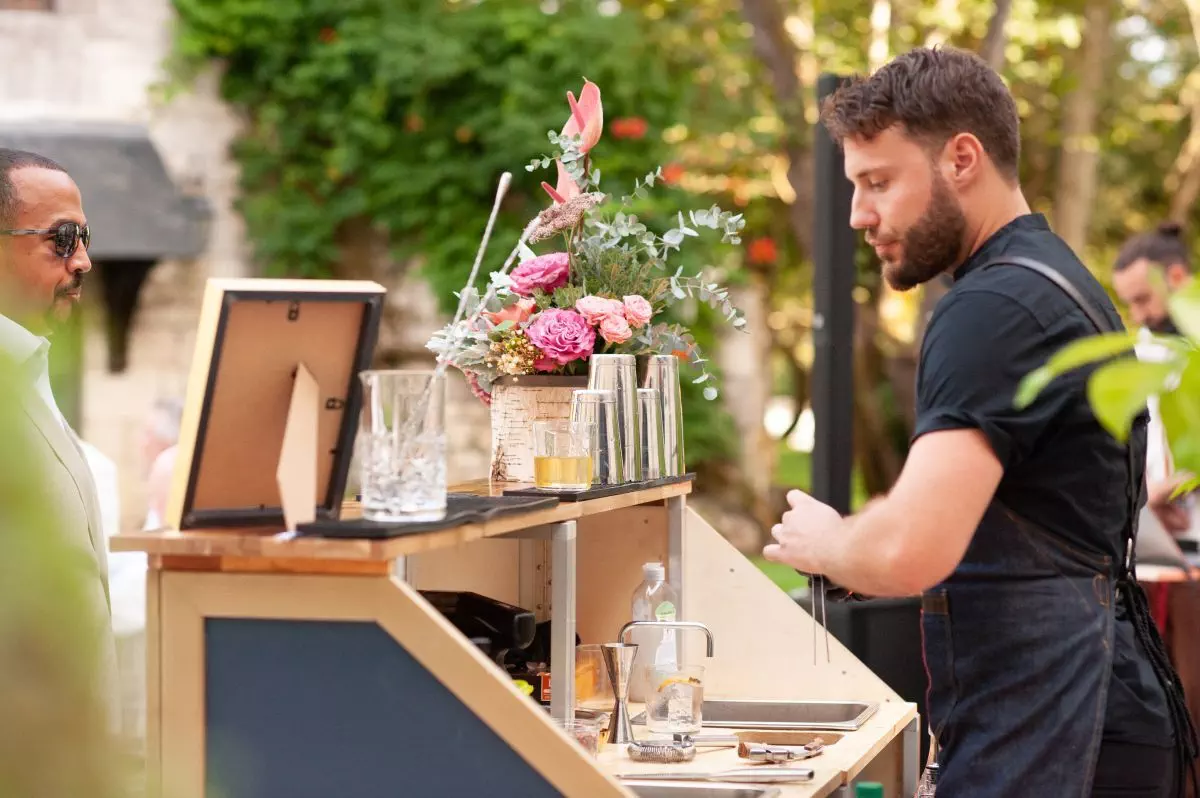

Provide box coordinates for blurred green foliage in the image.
[166,0,749,303]
[165,0,762,469]
[1017,279,1200,494]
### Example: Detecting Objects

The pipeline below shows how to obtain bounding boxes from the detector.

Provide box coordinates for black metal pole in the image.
[810,73,857,515]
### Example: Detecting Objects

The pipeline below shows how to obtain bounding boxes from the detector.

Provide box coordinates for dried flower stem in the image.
[392,172,517,475]
[444,171,513,357]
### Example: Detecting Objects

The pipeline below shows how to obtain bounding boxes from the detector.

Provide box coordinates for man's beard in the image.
[43,272,85,331]
[1149,315,1179,335]
[882,173,967,292]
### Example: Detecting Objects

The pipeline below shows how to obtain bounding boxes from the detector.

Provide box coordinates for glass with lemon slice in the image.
[646,664,705,733]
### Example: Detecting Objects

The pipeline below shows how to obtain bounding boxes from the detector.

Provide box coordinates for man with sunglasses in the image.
[0,148,117,737]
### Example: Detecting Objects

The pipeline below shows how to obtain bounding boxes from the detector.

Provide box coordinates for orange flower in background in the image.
[561,79,604,153]
[484,297,536,326]
[318,27,338,43]
[662,163,685,185]
[748,237,777,265]
[541,160,582,205]
[610,117,648,140]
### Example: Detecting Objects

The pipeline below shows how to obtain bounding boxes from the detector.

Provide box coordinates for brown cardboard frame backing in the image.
[165,278,385,531]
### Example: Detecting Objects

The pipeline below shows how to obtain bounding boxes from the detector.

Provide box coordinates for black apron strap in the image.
[979,256,1199,792]
[979,255,1137,565]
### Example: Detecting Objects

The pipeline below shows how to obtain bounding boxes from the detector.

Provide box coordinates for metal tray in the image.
[698,700,878,732]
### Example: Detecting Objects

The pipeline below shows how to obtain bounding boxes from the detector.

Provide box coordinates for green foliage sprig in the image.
[1017,281,1200,494]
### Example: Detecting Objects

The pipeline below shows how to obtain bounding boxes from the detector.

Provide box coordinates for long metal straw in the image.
[820,574,829,661]
[386,172,520,468]
[810,573,830,665]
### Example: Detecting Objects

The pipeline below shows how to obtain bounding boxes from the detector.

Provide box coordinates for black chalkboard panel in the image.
[204,618,564,798]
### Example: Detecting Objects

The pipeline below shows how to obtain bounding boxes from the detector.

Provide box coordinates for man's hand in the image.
[763,490,844,574]
[760,429,1002,597]
[1149,474,1194,535]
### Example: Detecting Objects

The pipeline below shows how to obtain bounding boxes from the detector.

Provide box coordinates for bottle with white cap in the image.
[628,561,679,702]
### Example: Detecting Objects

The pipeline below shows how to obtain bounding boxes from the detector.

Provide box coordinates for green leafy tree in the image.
[165,0,764,469]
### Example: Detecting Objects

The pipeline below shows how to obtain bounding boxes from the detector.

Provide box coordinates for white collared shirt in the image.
[0,311,68,429]
[1135,326,1200,543]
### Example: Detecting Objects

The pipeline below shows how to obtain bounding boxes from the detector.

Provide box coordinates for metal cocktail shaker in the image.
[570,389,623,485]
[641,355,685,476]
[637,388,665,480]
[587,354,641,482]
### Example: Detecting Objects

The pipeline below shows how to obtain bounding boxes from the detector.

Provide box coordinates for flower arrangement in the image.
[427,79,747,405]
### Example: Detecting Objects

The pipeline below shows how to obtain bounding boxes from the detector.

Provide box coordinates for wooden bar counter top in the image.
[114,478,919,798]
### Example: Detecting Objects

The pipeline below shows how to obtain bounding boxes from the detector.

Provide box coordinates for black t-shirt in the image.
[914,213,1173,747]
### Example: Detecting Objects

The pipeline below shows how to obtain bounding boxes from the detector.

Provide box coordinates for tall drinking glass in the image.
[357,370,447,522]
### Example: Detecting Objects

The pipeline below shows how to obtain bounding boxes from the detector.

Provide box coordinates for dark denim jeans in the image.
[1092,741,1178,797]
[922,502,1169,797]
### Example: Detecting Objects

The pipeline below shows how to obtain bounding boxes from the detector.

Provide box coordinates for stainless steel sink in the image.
[622,784,781,798]
[700,699,878,731]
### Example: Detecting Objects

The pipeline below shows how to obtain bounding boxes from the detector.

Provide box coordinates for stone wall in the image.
[0,0,490,534]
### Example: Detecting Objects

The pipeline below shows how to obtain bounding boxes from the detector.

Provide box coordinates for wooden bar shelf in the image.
[115,479,919,798]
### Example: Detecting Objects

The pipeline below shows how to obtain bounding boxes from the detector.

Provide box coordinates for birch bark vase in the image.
[489,375,588,482]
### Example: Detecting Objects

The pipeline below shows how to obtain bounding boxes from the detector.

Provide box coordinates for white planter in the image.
[489,375,588,482]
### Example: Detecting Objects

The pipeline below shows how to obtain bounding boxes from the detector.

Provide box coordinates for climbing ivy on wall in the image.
[168,0,732,305]
[165,0,753,469]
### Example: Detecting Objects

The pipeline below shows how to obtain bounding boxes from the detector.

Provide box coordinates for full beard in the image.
[1149,316,1180,335]
[882,174,968,292]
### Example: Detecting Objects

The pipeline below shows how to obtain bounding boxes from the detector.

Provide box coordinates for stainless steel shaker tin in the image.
[587,354,641,482]
[570,389,623,485]
[636,388,665,480]
[641,355,685,476]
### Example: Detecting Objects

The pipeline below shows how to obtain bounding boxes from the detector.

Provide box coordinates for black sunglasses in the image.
[0,221,91,258]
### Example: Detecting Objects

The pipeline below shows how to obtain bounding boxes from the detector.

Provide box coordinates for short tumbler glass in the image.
[575,643,615,711]
[645,664,705,734]
[532,419,595,491]
[357,369,447,522]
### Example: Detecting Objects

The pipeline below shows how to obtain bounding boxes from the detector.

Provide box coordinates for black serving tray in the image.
[501,472,695,502]
[295,494,561,540]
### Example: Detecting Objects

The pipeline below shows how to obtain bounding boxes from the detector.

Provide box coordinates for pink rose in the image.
[599,314,632,344]
[575,295,625,326]
[510,252,570,296]
[484,297,536,326]
[622,295,653,328]
[525,308,596,370]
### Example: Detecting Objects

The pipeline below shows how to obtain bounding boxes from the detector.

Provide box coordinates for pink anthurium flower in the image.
[562,79,603,153]
[541,160,581,205]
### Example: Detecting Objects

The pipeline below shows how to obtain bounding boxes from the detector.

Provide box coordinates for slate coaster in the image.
[501,473,695,502]
[295,494,560,540]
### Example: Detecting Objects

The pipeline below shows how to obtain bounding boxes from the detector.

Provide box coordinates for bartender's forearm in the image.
[815,498,938,598]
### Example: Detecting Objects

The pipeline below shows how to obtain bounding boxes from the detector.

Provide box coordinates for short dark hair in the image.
[1114,221,1191,273]
[819,46,1021,181]
[0,148,67,228]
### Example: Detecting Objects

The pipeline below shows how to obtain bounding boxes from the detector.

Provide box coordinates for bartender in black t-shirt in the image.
[763,47,1193,797]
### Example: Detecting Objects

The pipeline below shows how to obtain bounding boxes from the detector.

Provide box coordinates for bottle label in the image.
[654,601,676,622]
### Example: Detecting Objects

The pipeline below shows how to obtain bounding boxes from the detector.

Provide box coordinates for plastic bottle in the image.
[628,562,679,702]
[854,782,884,798]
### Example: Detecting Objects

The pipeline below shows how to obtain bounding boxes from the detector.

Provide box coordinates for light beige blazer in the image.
[19,384,120,732]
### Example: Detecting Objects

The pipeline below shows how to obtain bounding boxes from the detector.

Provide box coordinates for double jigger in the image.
[600,642,639,744]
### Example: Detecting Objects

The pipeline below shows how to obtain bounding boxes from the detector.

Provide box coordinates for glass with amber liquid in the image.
[532,420,595,491]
